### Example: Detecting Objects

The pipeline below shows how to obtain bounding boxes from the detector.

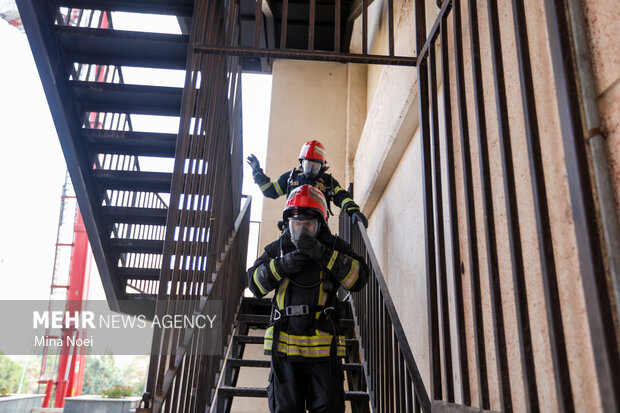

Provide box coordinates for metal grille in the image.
[413,0,619,411]
[329,0,620,412]
[196,0,418,67]
[143,0,247,411]
[340,216,431,413]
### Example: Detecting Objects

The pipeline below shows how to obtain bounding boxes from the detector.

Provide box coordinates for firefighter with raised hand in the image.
[247,185,369,413]
[246,140,369,228]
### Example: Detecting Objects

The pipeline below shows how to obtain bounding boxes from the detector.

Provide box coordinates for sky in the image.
[0,14,271,302]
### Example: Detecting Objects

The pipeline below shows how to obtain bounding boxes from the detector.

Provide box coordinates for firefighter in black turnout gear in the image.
[247,140,369,228]
[247,185,369,413]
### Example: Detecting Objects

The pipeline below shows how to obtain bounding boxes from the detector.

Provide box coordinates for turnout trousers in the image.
[267,358,345,413]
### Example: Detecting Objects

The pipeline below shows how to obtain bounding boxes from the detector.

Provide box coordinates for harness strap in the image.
[324,307,340,377]
[271,315,285,382]
[270,304,340,382]
[286,168,298,196]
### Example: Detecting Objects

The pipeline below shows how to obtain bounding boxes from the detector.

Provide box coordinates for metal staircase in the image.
[18,0,191,317]
[214,297,371,412]
[17,0,410,319]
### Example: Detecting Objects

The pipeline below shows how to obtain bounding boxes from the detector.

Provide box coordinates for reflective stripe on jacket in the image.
[252,167,361,216]
[247,229,369,360]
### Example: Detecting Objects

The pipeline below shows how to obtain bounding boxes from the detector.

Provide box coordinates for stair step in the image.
[233,335,358,347]
[227,358,269,368]
[103,206,168,225]
[240,297,273,316]
[241,297,273,306]
[237,314,270,327]
[56,26,189,69]
[109,238,164,254]
[233,335,264,344]
[70,80,183,116]
[217,386,369,402]
[93,169,172,192]
[226,358,363,372]
[121,292,157,300]
[118,267,161,280]
[83,129,177,158]
[56,0,194,16]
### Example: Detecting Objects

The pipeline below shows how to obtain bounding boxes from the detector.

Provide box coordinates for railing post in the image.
[340,209,431,412]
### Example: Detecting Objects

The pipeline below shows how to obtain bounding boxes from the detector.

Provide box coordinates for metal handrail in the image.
[340,215,431,412]
[147,197,251,412]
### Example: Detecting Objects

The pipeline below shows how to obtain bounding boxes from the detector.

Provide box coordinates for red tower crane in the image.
[38,173,93,408]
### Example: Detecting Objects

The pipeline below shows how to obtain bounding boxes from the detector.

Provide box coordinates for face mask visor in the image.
[288,215,320,243]
[301,159,322,178]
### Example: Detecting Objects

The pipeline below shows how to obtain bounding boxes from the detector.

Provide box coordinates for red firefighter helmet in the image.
[299,140,327,164]
[283,185,328,224]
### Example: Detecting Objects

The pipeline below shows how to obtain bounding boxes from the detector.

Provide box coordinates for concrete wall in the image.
[259,60,349,249]
[0,395,44,413]
[259,0,619,411]
[582,0,620,231]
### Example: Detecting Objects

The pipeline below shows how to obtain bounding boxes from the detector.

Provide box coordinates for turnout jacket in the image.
[247,228,369,361]
[253,166,361,216]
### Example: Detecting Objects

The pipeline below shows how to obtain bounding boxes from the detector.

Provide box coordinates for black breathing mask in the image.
[288,215,320,244]
[301,159,322,179]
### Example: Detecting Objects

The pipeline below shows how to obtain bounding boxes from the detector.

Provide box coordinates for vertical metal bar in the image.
[542,0,620,410]
[452,0,489,407]
[280,0,288,49]
[253,0,262,48]
[334,0,341,53]
[395,340,403,412]
[225,0,237,46]
[439,11,471,405]
[63,7,72,25]
[485,0,539,410]
[180,330,198,412]
[86,9,94,28]
[380,304,386,412]
[192,45,231,407]
[75,9,84,27]
[362,0,368,55]
[429,41,454,402]
[415,0,442,402]
[373,277,378,409]
[568,0,620,330]
[465,0,512,410]
[510,0,575,410]
[388,0,395,56]
[308,0,315,51]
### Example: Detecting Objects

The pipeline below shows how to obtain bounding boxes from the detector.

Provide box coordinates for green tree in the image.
[0,353,22,393]
[120,356,148,396]
[81,354,123,395]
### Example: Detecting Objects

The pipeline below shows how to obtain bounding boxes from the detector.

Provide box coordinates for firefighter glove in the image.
[295,233,327,262]
[352,212,368,228]
[246,154,261,172]
[279,250,307,274]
